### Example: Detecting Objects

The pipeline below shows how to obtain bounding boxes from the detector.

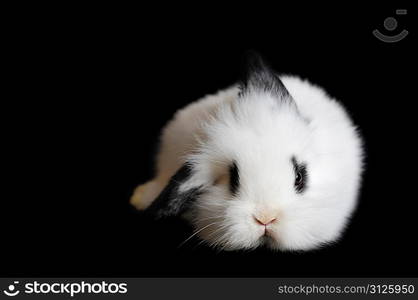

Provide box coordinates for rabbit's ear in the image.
[146,164,203,219]
[239,51,293,103]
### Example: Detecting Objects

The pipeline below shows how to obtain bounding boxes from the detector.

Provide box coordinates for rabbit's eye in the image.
[213,162,240,195]
[229,161,240,195]
[292,157,307,193]
[295,171,303,185]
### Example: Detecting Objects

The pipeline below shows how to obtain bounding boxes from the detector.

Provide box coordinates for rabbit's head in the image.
[148,54,363,251]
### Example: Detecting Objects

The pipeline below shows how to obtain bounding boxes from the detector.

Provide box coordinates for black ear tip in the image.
[239,50,292,100]
[242,50,270,74]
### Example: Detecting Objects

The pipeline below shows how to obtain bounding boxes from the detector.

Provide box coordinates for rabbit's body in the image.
[131,87,239,210]
[131,57,363,251]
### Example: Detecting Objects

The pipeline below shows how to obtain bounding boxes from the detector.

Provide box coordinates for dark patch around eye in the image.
[229,161,240,195]
[292,156,308,194]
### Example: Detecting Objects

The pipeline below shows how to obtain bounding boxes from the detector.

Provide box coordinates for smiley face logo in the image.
[373,9,408,43]
[3,281,20,297]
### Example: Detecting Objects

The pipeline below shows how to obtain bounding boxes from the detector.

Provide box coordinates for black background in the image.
[2,4,416,277]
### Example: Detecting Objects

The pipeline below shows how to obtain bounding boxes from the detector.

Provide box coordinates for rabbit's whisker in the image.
[177,222,218,248]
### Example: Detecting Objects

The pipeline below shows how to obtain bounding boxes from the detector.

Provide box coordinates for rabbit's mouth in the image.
[261,234,280,249]
[261,231,275,242]
[259,228,283,249]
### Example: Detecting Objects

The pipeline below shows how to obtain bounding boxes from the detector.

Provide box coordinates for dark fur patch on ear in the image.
[146,164,203,219]
[239,51,292,102]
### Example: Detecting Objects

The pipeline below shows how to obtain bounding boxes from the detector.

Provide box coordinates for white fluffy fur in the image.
[131,76,363,251]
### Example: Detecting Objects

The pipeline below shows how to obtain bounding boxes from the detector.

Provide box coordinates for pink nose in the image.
[254,215,277,226]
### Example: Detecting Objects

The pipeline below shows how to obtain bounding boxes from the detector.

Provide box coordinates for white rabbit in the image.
[131,54,364,251]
